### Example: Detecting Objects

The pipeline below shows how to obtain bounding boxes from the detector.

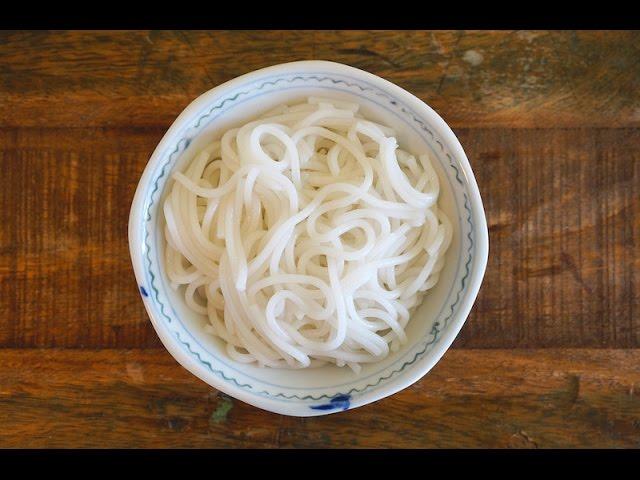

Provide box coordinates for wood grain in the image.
[454,128,640,348]
[1,31,639,129]
[0,30,638,448]
[0,349,638,448]
[0,128,162,348]
[1,128,637,348]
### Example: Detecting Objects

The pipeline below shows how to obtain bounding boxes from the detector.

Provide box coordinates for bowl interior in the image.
[155,87,460,388]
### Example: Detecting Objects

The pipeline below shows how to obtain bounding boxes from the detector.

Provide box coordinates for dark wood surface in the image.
[1,349,639,448]
[0,30,638,447]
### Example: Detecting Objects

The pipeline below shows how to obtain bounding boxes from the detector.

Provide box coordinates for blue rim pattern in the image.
[140,72,475,404]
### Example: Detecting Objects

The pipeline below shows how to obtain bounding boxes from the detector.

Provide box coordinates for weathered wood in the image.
[454,128,640,348]
[0,349,638,448]
[0,128,162,348]
[1,31,638,129]
[0,31,638,448]
[1,127,637,348]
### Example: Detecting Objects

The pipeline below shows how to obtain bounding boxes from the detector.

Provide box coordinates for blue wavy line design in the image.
[442,194,474,325]
[175,331,253,389]
[191,75,387,130]
[141,72,475,402]
[259,322,443,401]
[449,163,463,186]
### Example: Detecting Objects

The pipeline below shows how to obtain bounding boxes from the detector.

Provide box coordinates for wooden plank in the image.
[1,30,639,129]
[0,128,163,348]
[0,348,638,448]
[1,127,637,348]
[454,128,640,348]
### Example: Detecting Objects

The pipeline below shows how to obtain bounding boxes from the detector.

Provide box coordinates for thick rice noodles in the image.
[163,96,452,373]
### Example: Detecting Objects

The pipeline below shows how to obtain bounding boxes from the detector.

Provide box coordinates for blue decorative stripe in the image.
[140,71,476,403]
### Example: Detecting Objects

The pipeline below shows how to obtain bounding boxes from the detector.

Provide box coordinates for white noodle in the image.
[163,97,452,372]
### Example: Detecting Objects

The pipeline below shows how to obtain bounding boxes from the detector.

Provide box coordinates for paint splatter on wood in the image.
[210,396,234,425]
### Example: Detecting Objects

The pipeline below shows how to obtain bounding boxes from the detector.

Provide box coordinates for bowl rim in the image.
[128,60,489,416]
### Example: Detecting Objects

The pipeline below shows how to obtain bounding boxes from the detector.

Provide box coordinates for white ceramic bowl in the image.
[129,60,488,416]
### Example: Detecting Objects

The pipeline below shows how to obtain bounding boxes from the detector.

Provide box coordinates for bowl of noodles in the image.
[129,60,488,416]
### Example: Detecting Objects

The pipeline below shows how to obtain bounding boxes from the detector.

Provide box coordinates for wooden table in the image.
[1,30,638,448]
